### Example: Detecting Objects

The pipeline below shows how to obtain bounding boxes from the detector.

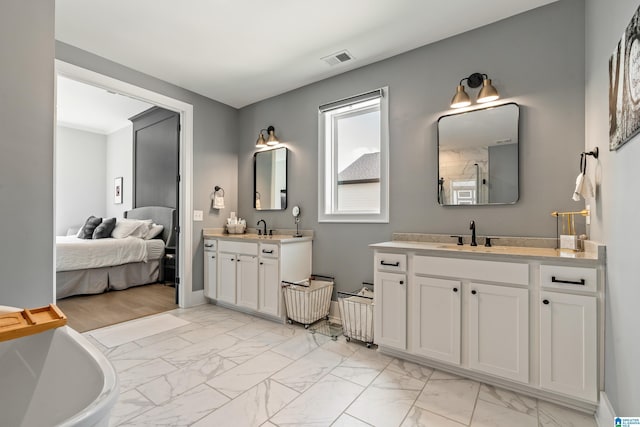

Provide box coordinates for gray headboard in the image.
[124,206,176,247]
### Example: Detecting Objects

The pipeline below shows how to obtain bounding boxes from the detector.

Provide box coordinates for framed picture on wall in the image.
[114,177,123,204]
[609,4,640,151]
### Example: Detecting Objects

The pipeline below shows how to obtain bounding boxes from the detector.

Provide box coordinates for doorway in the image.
[54,61,195,327]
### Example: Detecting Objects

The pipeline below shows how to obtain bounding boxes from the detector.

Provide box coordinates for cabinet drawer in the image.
[540,265,597,292]
[204,239,217,251]
[219,240,258,255]
[375,253,407,272]
[414,255,528,286]
[259,243,279,258]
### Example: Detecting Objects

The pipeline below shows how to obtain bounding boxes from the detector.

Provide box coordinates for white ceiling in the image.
[55,0,557,109]
[57,76,153,134]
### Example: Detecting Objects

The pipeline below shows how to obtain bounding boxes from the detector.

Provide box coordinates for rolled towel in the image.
[572,173,584,201]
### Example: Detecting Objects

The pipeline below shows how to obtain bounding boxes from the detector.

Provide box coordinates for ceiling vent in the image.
[322,50,354,66]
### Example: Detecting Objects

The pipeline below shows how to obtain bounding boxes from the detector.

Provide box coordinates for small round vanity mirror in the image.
[292,206,302,237]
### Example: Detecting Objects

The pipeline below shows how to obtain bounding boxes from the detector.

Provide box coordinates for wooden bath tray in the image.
[0,304,67,342]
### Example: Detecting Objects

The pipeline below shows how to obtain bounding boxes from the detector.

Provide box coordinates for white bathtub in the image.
[0,306,119,427]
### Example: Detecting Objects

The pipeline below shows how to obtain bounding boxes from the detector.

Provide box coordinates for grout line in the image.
[397,366,432,426]
[467,381,482,426]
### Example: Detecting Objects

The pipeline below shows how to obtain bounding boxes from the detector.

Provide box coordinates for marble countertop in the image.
[370,240,605,264]
[203,228,313,244]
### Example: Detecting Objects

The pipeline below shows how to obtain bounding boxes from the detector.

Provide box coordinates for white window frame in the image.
[318,87,389,223]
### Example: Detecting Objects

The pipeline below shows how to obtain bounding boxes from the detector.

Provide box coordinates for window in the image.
[318,88,389,223]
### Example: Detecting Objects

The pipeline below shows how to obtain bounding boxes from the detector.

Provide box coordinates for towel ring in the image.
[579,147,599,173]
[214,186,225,196]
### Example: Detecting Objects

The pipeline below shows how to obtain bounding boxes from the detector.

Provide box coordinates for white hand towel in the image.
[572,173,584,201]
[580,173,594,200]
[572,173,595,201]
[213,195,225,209]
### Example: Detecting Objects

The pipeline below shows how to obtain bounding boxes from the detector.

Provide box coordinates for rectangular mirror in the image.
[437,103,519,206]
[254,147,288,210]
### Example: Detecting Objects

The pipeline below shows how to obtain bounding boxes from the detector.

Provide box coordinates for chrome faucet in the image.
[257,219,267,236]
[470,220,477,246]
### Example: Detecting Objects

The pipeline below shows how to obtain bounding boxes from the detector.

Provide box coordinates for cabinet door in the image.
[204,251,217,299]
[540,291,597,402]
[412,276,461,364]
[259,257,280,317]
[237,255,258,310]
[218,252,237,304]
[374,271,407,350]
[468,283,529,383]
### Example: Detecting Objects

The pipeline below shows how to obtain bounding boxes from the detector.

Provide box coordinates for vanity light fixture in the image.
[450,73,500,108]
[256,125,280,148]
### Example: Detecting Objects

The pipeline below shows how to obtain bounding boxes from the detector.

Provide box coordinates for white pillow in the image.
[112,218,152,239]
[145,223,164,240]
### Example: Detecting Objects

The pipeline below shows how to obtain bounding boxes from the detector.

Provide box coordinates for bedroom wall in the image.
[106,124,133,219]
[237,0,586,293]
[586,0,640,416]
[56,42,239,293]
[55,126,107,236]
[0,0,55,307]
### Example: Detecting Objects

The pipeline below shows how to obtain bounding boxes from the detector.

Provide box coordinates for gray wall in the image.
[238,0,586,291]
[106,124,134,219]
[56,42,239,292]
[0,0,55,307]
[586,0,640,415]
[55,126,107,235]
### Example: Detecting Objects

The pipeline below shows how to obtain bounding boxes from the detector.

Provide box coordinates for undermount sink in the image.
[436,244,515,253]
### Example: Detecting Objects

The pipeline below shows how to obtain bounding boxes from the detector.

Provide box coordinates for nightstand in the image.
[163,246,176,285]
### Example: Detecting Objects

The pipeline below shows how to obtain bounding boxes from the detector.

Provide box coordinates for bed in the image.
[56,206,176,299]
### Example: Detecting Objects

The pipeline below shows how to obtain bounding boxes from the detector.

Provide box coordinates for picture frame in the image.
[609,4,640,151]
[114,177,123,204]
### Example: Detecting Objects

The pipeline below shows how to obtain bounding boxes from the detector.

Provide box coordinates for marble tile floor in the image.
[83,304,599,427]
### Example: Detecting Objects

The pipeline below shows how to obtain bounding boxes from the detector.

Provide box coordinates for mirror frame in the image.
[254,146,288,211]
[436,102,520,206]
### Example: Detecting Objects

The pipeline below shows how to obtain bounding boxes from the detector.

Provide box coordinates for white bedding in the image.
[56,236,165,272]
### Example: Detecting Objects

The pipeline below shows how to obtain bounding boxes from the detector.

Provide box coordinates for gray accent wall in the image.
[586,0,640,415]
[238,0,586,291]
[56,42,239,292]
[0,0,55,307]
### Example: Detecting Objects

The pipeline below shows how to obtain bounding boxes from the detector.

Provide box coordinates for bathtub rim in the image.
[0,306,119,426]
[56,326,119,427]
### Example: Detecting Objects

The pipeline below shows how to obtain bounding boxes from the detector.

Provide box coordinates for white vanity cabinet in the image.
[371,240,605,411]
[412,276,461,364]
[539,265,598,402]
[468,282,529,383]
[374,253,407,350]
[217,240,258,307]
[204,240,217,299]
[204,234,312,321]
[411,255,529,383]
[218,252,238,304]
[237,255,259,309]
[258,244,280,317]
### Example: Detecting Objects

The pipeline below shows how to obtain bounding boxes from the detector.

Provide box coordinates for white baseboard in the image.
[596,391,615,427]
[185,290,206,307]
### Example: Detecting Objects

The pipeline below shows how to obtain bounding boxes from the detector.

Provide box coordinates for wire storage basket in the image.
[338,282,374,347]
[281,274,334,329]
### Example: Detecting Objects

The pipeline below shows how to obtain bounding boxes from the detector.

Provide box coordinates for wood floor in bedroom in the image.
[57,283,177,332]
